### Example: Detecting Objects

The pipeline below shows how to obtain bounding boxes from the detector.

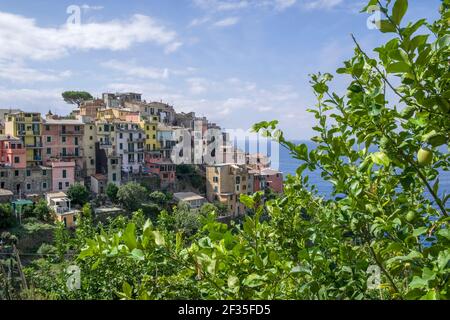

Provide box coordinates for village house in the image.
[46,192,80,228]
[174,192,207,209]
[206,164,249,217]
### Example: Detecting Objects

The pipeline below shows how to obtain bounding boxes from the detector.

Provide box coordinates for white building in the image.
[174,192,207,209]
[115,122,145,174]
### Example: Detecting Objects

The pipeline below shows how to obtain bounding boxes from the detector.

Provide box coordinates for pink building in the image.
[253,168,283,194]
[0,135,26,169]
[42,119,84,179]
[51,161,76,192]
[145,152,176,188]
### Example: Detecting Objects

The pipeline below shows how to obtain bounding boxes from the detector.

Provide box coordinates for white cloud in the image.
[193,0,296,12]
[0,11,182,62]
[213,16,240,27]
[189,16,211,27]
[0,60,72,83]
[81,4,104,11]
[272,0,297,11]
[101,60,170,80]
[302,0,343,10]
[186,78,209,94]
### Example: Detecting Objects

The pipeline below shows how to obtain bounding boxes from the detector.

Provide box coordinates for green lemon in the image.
[406,211,417,223]
[417,148,433,166]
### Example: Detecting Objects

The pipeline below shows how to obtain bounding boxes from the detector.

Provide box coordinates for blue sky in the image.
[0,0,442,139]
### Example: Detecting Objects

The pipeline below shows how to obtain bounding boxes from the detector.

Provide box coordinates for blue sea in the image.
[277,140,449,201]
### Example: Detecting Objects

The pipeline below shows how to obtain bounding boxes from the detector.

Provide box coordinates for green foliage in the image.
[173,202,201,236]
[62,91,93,106]
[106,183,119,203]
[54,222,70,261]
[0,204,15,229]
[67,183,90,206]
[32,200,52,222]
[149,191,168,206]
[117,182,148,212]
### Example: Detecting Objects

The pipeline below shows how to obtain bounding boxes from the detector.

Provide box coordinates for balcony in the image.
[26,143,43,148]
[127,138,145,143]
[60,153,82,158]
[61,130,83,135]
[33,156,42,161]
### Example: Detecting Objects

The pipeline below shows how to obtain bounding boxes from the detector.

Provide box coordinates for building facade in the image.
[4,112,43,166]
[0,135,26,169]
[206,164,249,217]
[42,118,84,180]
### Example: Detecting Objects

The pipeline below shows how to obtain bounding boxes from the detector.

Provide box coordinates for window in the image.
[74,137,79,145]
[119,133,123,139]
[59,182,63,190]
[62,148,67,156]
[119,143,123,150]
[62,137,66,143]
[0,171,4,177]
[213,176,219,183]
[65,182,70,187]
[43,182,47,189]
[112,173,117,181]
[26,170,31,177]
[62,170,67,178]
[26,183,31,190]
[63,217,67,227]
[47,148,51,155]
[45,125,50,131]
[47,136,51,143]
[42,170,47,176]
[90,136,93,140]
[0,182,4,188]
[14,156,20,163]
[214,186,218,193]
[90,159,94,165]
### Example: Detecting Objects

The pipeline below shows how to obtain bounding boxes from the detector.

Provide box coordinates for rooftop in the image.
[0,189,14,197]
[91,174,107,181]
[44,119,84,125]
[174,192,206,202]
[260,168,283,176]
[46,192,68,199]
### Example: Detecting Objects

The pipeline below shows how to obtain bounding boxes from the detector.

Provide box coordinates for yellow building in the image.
[206,164,249,217]
[139,116,159,151]
[4,112,43,166]
[97,108,139,121]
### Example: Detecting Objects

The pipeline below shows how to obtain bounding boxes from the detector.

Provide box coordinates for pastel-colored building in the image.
[4,112,43,166]
[114,122,145,174]
[0,135,26,169]
[174,192,206,209]
[206,164,249,217]
[51,161,76,192]
[42,118,84,180]
[46,192,80,228]
[253,168,284,194]
[145,154,176,188]
[157,124,178,160]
